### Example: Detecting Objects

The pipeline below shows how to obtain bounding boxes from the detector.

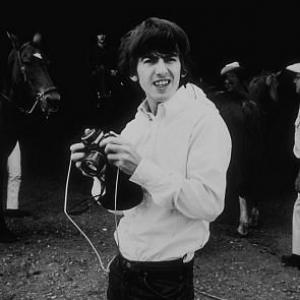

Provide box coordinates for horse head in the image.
[265,71,281,103]
[248,71,281,113]
[4,32,60,117]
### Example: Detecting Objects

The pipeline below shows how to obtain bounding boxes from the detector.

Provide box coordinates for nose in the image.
[155,58,168,75]
[45,91,60,112]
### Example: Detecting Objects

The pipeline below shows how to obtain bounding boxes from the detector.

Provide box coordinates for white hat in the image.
[220,61,241,76]
[286,63,300,74]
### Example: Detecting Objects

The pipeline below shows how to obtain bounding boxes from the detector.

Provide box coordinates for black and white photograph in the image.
[1,3,300,299]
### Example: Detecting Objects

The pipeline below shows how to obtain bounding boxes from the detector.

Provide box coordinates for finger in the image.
[106,130,118,137]
[99,136,118,148]
[99,134,123,147]
[71,152,86,162]
[106,153,122,168]
[104,143,124,154]
[70,142,85,152]
[106,153,120,162]
[75,161,82,169]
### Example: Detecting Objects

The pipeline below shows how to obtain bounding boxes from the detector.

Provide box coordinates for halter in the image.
[28,86,58,115]
[4,45,59,115]
[0,86,58,115]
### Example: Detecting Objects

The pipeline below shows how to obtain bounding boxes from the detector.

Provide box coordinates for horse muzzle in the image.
[40,89,61,114]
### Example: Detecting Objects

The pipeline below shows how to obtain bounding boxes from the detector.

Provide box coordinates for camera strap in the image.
[64,156,120,274]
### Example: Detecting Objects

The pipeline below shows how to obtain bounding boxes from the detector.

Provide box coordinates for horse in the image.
[0,32,60,242]
[249,70,299,193]
[201,69,300,236]
[199,76,265,236]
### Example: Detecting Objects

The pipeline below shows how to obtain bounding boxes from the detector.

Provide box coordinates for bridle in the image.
[27,86,58,115]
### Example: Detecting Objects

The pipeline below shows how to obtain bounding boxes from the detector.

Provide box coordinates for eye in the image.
[142,57,156,64]
[167,56,177,62]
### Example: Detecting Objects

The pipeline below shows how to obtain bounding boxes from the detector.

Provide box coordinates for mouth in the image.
[153,79,171,88]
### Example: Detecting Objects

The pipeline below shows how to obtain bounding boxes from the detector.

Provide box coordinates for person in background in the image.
[5,141,21,214]
[4,140,31,217]
[89,33,117,104]
[219,61,262,236]
[281,62,300,269]
[70,17,231,299]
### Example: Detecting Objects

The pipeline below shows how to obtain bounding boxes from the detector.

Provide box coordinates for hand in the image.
[70,142,88,171]
[99,134,141,176]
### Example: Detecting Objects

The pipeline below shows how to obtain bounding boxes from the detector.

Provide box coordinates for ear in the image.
[130,75,138,82]
[181,66,188,78]
[6,31,20,49]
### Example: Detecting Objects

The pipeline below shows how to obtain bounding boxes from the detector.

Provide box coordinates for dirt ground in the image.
[1,166,300,300]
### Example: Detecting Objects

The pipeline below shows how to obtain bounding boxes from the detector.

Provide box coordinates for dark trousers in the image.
[107,254,194,300]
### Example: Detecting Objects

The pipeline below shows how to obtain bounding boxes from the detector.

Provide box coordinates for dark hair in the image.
[118,17,191,84]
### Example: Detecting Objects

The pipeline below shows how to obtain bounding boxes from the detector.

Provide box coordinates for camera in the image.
[79,128,143,211]
[80,128,115,177]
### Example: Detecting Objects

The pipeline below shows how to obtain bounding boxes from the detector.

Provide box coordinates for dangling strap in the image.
[64,156,120,273]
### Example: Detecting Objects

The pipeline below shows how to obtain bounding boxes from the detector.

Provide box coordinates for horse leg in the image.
[237,196,249,236]
[248,193,260,228]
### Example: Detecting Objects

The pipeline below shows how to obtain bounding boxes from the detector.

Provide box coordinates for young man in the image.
[281,63,300,269]
[71,17,231,299]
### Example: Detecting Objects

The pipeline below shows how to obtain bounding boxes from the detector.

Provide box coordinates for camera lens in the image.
[81,150,106,177]
[80,128,109,177]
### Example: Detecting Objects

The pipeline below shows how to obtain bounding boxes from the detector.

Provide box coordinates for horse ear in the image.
[6,31,20,49]
[130,75,138,82]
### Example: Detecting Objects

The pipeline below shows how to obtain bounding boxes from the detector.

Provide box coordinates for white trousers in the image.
[293,193,300,255]
[6,141,21,209]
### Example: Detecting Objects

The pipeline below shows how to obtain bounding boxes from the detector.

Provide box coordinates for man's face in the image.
[97,34,106,47]
[134,52,181,104]
[293,73,300,95]
[224,72,240,92]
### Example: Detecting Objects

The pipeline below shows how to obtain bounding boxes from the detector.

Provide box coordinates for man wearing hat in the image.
[219,61,262,236]
[220,61,250,98]
[281,63,300,269]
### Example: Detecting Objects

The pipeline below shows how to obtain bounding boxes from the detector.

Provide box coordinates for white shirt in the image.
[93,83,232,261]
[294,105,300,159]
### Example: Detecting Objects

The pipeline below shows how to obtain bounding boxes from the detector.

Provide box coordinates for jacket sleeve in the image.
[130,112,232,221]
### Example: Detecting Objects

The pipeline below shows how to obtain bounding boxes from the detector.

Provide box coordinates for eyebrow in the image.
[142,52,178,59]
